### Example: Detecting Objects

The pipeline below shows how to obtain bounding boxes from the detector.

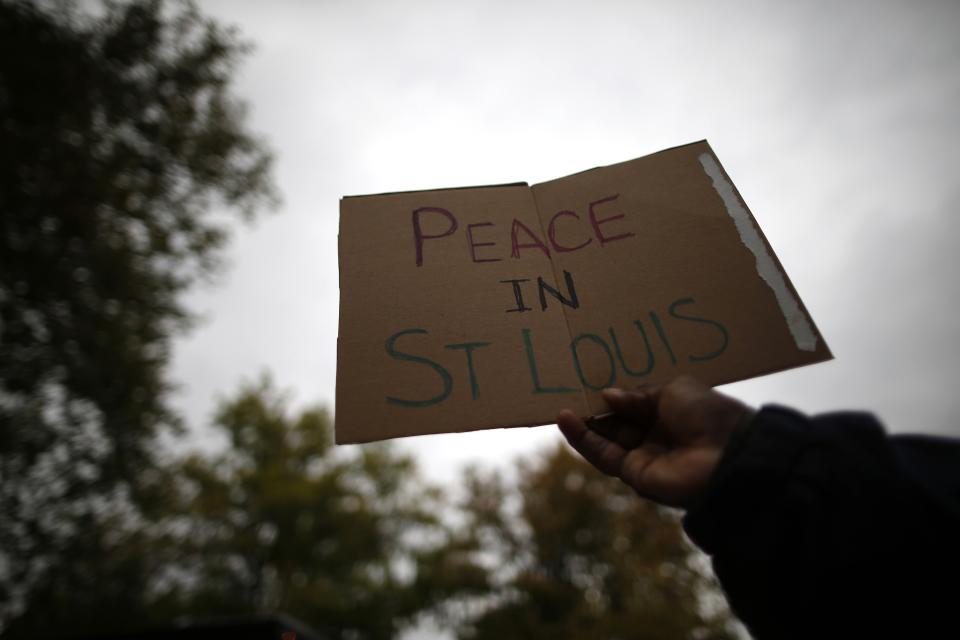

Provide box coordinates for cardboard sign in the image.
[336,141,831,443]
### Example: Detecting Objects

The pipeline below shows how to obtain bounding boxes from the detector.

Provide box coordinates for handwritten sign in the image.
[336,141,831,443]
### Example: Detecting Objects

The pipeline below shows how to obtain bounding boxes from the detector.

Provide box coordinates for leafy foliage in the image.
[450,444,738,640]
[0,0,275,481]
[0,0,274,632]
[153,378,461,640]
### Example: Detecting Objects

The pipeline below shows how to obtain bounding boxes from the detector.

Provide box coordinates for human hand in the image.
[557,376,752,509]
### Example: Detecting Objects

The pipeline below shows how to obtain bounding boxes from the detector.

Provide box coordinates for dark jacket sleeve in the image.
[683,406,960,639]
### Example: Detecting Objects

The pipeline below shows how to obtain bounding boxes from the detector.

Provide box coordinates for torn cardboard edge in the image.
[697,152,817,352]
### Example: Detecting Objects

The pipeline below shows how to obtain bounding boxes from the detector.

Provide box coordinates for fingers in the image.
[558,409,664,502]
[619,444,662,502]
[558,376,740,508]
[623,445,723,508]
[557,409,628,479]
[586,413,648,450]
[601,386,661,425]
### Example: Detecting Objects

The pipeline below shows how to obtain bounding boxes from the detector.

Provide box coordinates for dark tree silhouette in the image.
[0,0,275,633]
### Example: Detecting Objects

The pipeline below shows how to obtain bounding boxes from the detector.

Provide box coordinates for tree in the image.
[0,0,275,632]
[449,444,739,640]
[149,378,480,640]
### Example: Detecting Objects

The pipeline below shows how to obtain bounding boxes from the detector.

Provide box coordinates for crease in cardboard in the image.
[698,152,818,352]
[529,187,594,417]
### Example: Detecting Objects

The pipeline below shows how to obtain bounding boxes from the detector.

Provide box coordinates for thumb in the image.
[601,386,662,426]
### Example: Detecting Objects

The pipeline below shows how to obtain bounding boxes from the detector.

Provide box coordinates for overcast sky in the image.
[171,0,960,484]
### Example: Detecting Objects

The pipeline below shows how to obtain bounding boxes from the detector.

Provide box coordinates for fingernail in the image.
[602,387,624,400]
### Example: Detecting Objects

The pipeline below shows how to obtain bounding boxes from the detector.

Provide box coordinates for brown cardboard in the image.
[336,141,831,443]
